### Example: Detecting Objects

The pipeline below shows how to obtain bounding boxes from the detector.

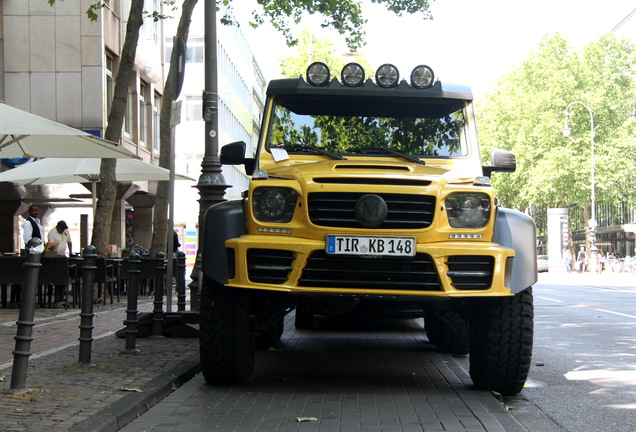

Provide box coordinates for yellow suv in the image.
[200,62,537,395]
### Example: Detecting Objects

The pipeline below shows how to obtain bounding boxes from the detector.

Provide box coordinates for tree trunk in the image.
[151,0,199,254]
[91,0,145,256]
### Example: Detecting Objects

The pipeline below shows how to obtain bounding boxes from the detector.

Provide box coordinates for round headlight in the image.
[375,64,399,88]
[410,65,435,89]
[341,63,365,87]
[445,193,491,228]
[306,62,330,86]
[252,187,297,223]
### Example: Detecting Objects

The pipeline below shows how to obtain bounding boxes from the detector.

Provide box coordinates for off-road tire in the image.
[425,310,470,355]
[199,276,255,384]
[468,287,534,395]
[294,306,314,330]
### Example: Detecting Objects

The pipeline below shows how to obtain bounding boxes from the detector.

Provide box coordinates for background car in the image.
[537,255,549,272]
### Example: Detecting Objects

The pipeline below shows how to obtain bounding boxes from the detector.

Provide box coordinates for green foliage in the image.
[477,34,636,215]
[218,0,432,50]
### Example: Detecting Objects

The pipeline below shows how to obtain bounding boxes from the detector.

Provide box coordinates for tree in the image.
[477,34,636,221]
[150,0,198,255]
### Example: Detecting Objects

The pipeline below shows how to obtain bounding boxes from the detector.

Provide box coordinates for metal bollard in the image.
[188,253,201,312]
[121,251,141,354]
[78,246,97,366]
[149,251,165,339]
[7,238,43,392]
[176,251,187,311]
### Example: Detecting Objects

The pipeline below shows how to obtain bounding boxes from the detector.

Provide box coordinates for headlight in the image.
[341,62,365,87]
[252,187,298,223]
[306,62,330,86]
[445,193,491,228]
[410,65,435,89]
[375,64,399,88]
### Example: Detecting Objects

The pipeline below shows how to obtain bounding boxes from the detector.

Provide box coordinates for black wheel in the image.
[294,306,313,329]
[255,317,285,350]
[468,287,534,395]
[199,276,255,384]
[425,310,469,355]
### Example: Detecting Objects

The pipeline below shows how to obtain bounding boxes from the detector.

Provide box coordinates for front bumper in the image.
[225,235,515,298]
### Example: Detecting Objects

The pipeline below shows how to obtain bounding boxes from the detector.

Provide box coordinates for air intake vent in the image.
[247,249,294,284]
[313,177,431,186]
[308,192,435,229]
[446,256,494,290]
[298,251,441,291]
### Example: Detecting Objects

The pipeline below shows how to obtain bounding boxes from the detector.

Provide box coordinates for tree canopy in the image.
[477,34,636,220]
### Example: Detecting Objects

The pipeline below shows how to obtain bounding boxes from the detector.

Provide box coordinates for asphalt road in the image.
[511,272,636,432]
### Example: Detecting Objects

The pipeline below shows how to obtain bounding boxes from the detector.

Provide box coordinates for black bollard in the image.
[176,251,187,311]
[121,251,141,354]
[149,251,165,339]
[188,253,202,312]
[8,238,43,392]
[78,246,97,366]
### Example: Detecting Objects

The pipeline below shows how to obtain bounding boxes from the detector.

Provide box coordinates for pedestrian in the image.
[563,249,572,273]
[22,204,44,244]
[576,245,588,274]
[47,220,73,256]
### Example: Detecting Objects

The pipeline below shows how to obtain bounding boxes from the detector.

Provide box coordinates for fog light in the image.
[375,64,399,88]
[341,63,365,87]
[410,65,435,89]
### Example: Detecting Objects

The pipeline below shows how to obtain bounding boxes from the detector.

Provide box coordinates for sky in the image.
[239,0,636,100]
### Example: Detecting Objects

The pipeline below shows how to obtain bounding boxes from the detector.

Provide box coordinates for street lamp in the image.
[562,101,597,271]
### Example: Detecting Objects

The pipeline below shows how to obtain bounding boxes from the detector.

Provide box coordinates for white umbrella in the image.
[0,103,137,159]
[0,157,194,213]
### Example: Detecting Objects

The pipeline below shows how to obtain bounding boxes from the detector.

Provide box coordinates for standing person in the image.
[47,220,73,256]
[576,246,588,274]
[22,204,43,243]
[563,248,572,273]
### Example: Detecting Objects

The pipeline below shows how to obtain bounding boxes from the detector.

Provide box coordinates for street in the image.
[509,272,636,432]
[119,272,635,431]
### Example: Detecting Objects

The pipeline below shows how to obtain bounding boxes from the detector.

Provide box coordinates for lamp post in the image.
[562,101,597,271]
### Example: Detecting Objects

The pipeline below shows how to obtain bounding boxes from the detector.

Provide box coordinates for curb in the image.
[69,355,201,432]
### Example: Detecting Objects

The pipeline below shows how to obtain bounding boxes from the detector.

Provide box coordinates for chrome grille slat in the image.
[446,256,494,290]
[308,192,436,229]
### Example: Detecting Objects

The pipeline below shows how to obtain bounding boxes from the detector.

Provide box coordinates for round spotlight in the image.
[341,63,365,87]
[306,62,330,86]
[410,65,435,89]
[375,64,400,88]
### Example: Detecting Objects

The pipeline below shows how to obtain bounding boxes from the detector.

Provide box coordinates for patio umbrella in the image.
[0,103,136,159]
[0,157,194,213]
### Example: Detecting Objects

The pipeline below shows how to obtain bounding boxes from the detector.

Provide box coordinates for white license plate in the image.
[326,235,416,257]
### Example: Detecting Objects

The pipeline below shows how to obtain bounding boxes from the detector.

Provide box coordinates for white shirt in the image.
[23,216,44,244]
[48,229,71,256]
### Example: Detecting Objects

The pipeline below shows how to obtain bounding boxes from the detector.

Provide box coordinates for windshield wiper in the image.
[351,147,425,165]
[278,144,347,160]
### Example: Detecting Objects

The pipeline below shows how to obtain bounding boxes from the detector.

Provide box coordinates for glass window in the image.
[153,94,161,153]
[268,95,469,158]
[105,54,115,120]
[185,95,202,121]
[139,81,147,146]
[186,38,204,63]
[124,87,132,136]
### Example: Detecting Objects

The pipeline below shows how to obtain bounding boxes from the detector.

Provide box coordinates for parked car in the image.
[537,255,549,272]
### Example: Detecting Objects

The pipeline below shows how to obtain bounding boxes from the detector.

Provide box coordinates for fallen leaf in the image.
[296,417,318,423]
[119,387,143,392]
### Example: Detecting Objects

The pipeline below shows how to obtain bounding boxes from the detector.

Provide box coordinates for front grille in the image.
[247,249,294,284]
[308,192,436,229]
[446,256,494,290]
[298,251,441,291]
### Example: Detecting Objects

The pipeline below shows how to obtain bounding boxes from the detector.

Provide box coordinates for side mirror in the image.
[220,141,256,176]
[482,148,516,177]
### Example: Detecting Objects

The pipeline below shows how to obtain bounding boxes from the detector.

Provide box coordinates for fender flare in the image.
[492,207,538,293]
[201,200,246,285]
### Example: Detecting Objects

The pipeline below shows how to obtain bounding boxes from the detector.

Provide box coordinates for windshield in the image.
[267,95,470,158]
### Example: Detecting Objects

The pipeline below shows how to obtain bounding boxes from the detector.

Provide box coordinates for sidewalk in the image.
[0,298,200,432]
[537,269,636,288]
